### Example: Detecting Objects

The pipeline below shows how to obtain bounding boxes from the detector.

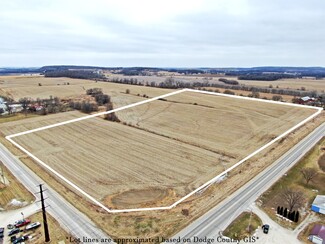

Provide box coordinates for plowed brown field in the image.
[1,90,316,209]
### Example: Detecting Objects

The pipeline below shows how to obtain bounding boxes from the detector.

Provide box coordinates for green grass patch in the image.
[223,212,262,240]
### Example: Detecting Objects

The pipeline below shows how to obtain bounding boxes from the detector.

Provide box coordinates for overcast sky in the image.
[0,0,324,67]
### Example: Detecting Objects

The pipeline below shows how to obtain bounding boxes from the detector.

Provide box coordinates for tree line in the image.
[237,73,296,81]
[218,78,239,85]
[4,88,121,119]
[44,70,105,80]
[15,96,68,115]
[106,77,324,100]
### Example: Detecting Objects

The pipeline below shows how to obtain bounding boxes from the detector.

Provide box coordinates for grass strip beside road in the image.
[223,211,262,240]
[0,161,35,210]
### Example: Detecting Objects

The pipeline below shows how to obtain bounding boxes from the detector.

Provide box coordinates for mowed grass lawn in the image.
[259,138,325,227]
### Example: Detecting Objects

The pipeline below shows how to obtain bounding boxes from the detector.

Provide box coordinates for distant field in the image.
[203,87,295,102]
[164,74,325,92]
[0,75,174,107]
[110,75,325,93]
[1,75,323,106]
[2,90,316,210]
[234,78,325,92]
[0,75,93,99]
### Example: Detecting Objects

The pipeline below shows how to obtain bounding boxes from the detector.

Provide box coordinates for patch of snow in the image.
[7,199,28,207]
[215,173,228,183]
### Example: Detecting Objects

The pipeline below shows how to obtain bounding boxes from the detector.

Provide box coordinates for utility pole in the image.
[39,184,50,243]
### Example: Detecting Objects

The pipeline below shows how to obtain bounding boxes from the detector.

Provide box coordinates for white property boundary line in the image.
[6,88,322,213]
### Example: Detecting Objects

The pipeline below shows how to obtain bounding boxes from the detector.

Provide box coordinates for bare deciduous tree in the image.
[301,168,318,185]
[104,103,120,122]
[19,97,31,115]
[281,188,305,212]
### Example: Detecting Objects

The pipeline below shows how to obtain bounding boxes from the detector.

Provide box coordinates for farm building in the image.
[8,104,23,113]
[311,195,325,214]
[309,224,325,244]
[298,96,315,104]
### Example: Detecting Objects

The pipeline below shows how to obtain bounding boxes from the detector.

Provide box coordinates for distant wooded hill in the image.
[1,66,325,80]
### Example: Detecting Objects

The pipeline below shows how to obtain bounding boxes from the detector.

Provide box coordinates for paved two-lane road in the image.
[0,142,111,242]
[172,122,325,242]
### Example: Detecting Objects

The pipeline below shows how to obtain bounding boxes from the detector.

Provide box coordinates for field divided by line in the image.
[116,91,317,159]
[4,89,321,212]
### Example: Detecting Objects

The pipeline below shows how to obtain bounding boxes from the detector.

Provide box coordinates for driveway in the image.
[249,203,302,244]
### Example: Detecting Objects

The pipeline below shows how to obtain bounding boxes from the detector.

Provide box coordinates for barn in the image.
[311,195,325,214]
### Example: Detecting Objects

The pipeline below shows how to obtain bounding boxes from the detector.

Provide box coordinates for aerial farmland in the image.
[0,71,324,239]
[1,1,325,242]
[1,86,317,211]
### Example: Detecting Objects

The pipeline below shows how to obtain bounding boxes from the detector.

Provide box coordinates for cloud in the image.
[0,0,324,67]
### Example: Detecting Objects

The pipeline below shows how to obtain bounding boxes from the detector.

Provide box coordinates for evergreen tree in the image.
[283,208,288,218]
[291,211,296,221]
[287,211,291,220]
[295,211,300,222]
